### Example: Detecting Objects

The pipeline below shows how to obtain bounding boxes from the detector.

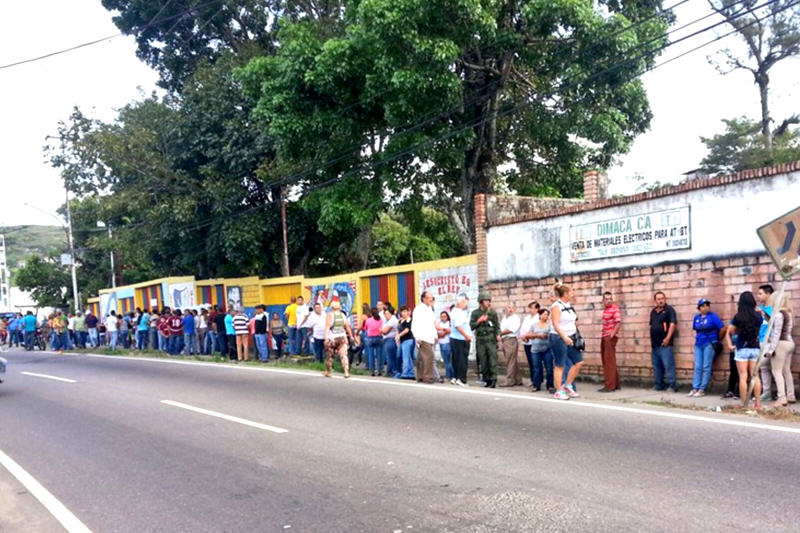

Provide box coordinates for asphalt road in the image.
[1,349,799,533]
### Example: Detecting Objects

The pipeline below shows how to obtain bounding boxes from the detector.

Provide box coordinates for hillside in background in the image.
[1,225,66,283]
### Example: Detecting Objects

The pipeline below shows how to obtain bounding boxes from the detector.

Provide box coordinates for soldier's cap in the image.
[478,292,492,302]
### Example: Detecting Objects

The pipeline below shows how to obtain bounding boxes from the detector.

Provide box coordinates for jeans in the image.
[88,328,98,347]
[109,331,119,351]
[184,332,198,355]
[136,330,148,350]
[529,348,554,390]
[299,328,311,355]
[204,331,216,355]
[254,333,270,361]
[121,331,130,349]
[24,330,35,351]
[439,343,453,380]
[76,331,87,349]
[60,331,70,350]
[383,338,399,376]
[313,338,325,362]
[652,345,676,390]
[288,326,298,354]
[692,343,715,391]
[400,339,416,379]
[366,336,383,374]
[168,334,183,355]
[158,332,169,352]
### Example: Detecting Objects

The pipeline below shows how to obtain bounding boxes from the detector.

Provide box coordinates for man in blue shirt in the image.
[136,311,150,350]
[182,310,197,355]
[8,315,21,347]
[756,284,774,400]
[22,311,38,351]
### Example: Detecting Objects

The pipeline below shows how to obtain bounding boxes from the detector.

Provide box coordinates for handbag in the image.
[571,329,586,352]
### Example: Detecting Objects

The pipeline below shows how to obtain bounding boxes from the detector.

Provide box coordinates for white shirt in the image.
[500,314,520,338]
[310,312,326,339]
[411,303,437,344]
[104,316,118,332]
[68,317,76,331]
[519,314,538,345]
[552,299,577,336]
[296,305,310,327]
[437,320,451,344]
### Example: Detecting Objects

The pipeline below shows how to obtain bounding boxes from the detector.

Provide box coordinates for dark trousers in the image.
[451,338,470,384]
[227,334,237,360]
[601,336,620,390]
[726,351,740,395]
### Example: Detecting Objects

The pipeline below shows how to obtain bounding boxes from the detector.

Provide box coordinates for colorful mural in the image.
[169,281,195,309]
[307,281,356,314]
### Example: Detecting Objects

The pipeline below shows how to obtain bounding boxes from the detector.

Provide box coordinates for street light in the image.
[23,199,80,312]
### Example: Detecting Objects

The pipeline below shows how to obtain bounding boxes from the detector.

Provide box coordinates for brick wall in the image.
[487,254,800,387]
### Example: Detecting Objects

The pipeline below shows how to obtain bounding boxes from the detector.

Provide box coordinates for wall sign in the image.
[569,206,691,261]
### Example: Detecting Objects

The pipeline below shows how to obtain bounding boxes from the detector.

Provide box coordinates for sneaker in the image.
[475,379,486,386]
[450,378,457,385]
[598,388,613,393]
[564,384,579,398]
[694,390,705,397]
[554,389,570,400]
[721,391,735,399]
[667,386,679,393]
[760,392,771,400]
[547,387,556,394]
[687,390,697,397]
[456,380,468,387]
[531,386,540,392]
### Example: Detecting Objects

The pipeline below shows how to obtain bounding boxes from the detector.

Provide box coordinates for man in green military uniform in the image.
[470,292,501,388]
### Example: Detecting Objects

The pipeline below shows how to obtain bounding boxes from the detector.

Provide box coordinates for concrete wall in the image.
[486,172,800,281]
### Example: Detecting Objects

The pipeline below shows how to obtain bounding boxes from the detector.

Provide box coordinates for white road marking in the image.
[20,371,77,383]
[161,400,288,434]
[0,448,92,533]
[66,352,800,435]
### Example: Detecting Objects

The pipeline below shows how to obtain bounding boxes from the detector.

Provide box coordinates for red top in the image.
[602,304,621,338]
[168,316,183,335]
[157,316,170,335]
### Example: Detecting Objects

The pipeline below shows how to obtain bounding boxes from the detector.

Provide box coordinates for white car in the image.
[0,356,5,382]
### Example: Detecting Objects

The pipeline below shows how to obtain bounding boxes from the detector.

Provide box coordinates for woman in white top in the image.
[549,284,584,400]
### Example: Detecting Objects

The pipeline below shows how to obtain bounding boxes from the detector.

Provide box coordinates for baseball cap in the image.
[697,298,710,308]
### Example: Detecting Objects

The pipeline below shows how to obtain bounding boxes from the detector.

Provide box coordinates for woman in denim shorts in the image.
[549,283,584,401]
[725,291,764,410]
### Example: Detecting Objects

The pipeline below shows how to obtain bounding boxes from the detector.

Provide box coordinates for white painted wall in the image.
[487,172,800,281]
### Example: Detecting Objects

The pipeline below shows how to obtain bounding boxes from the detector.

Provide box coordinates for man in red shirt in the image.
[168,309,184,355]
[599,291,622,392]
[157,310,171,353]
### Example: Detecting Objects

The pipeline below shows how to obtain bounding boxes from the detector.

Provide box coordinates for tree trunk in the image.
[757,73,772,151]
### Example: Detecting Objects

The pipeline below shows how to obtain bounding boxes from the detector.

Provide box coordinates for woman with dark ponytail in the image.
[724,291,764,409]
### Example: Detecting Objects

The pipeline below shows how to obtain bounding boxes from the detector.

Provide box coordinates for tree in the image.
[240,0,673,252]
[700,116,800,174]
[14,255,71,309]
[708,0,800,150]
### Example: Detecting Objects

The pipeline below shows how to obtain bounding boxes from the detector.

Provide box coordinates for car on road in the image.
[0,356,6,383]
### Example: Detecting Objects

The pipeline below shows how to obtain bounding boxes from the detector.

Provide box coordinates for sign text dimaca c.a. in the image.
[569,206,691,261]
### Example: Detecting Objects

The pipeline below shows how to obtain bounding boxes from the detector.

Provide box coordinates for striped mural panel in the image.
[363,271,415,310]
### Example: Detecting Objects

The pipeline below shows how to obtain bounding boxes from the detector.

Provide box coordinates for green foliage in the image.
[240,0,672,250]
[700,117,800,175]
[14,255,70,308]
[0,226,66,278]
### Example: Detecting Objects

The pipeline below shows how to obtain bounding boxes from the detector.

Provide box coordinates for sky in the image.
[0,0,797,227]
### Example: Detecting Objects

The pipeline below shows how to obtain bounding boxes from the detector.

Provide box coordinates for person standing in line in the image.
[252,305,270,362]
[724,291,764,410]
[149,310,160,351]
[181,309,197,355]
[550,284,585,400]
[756,284,775,401]
[67,313,77,350]
[397,306,416,379]
[519,302,539,389]
[765,291,796,407]
[198,309,209,354]
[411,291,438,384]
[136,309,150,350]
[295,296,311,356]
[224,308,237,360]
[270,312,287,359]
[437,311,454,382]
[323,300,354,378]
[499,303,521,387]
[527,308,555,393]
[232,308,250,362]
[450,295,472,386]
[212,308,227,356]
[599,291,622,393]
[105,311,120,351]
[167,310,183,355]
[74,311,87,349]
[85,311,99,348]
[688,298,724,397]
[356,303,371,367]
[649,291,678,392]
[121,313,132,350]
[364,308,383,376]
[470,293,500,388]
[285,297,298,356]
[382,307,400,377]
[157,309,171,353]
[308,303,326,362]
[23,311,37,351]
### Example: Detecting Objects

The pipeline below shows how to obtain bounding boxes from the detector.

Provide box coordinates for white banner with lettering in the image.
[569,206,691,261]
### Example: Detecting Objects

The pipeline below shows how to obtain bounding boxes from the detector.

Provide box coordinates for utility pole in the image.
[65,188,80,312]
[97,221,116,288]
[280,186,290,277]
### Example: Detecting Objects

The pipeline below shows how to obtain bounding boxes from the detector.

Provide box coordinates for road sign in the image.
[757,205,800,280]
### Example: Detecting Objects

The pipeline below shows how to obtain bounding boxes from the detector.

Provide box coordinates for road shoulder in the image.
[0,461,63,533]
